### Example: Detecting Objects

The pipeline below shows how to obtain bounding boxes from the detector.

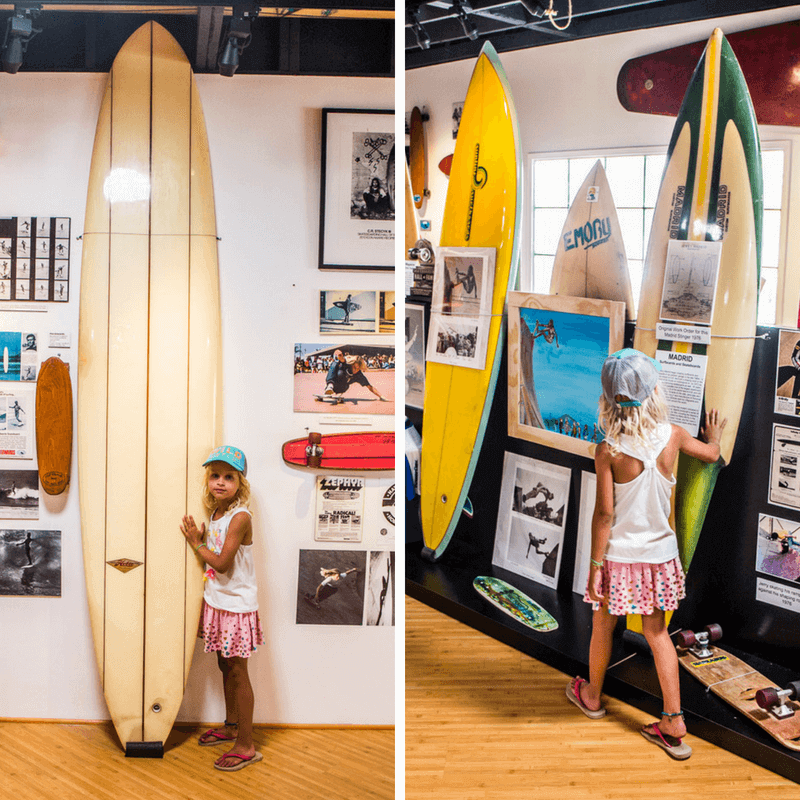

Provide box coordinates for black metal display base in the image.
[406,535,800,784]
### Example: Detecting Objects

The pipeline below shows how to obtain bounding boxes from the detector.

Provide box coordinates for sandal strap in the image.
[650,722,682,748]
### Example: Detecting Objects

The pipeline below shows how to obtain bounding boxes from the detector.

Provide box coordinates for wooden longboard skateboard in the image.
[282,431,394,471]
[677,625,800,751]
[473,576,558,632]
[618,20,800,127]
[35,356,72,495]
[409,106,428,208]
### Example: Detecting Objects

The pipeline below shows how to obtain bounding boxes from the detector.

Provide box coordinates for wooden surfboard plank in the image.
[549,159,634,321]
[420,42,521,561]
[633,28,761,572]
[405,162,420,254]
[35,357,73,495]
[409,106,426,209]
[618,20,800,127]
[79,21,219,752]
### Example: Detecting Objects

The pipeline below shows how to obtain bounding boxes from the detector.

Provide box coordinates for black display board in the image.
[407,320,800,783]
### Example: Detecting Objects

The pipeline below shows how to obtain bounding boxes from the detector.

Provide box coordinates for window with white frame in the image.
[529,147,785,326]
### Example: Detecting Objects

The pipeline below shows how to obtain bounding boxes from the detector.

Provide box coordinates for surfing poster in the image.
[493,451,570,590]
[0,469,39,519]
[0,331,38,382]
[0,387,33,458]
[0,529,60,596]
[508,293,625,458]
[319,290,377,334]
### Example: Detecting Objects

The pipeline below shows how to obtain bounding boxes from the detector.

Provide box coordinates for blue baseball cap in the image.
[203,445,247,477]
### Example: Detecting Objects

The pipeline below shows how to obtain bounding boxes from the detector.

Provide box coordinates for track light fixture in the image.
[218,2,259,77]
[453,0,479,42]
[408,4,431,51]
[2,3,41,74]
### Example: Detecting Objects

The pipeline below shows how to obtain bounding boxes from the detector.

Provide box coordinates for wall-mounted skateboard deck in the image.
[549,159,634,321]
[473,576,558,632]
[78,21,221,755]
[678,638,800,751]
[405,162,420,255]
[420,42,522,561]
[35,356,72,495]
[282,432,394,471]
[409,106,426,208]
[439,153,453,177]
[633,28,761,573]
[618,20,800,127]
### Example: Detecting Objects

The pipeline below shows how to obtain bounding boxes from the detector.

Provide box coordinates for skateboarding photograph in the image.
[293,342,394,415]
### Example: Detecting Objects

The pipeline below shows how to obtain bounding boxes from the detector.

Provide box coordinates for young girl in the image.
[566,349,726,760]
[180,445,264,772]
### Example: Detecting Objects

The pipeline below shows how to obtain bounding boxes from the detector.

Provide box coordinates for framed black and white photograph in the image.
[426,246,495,370]
[492,452,571,590]
[365,550,394,626]
[405,303,425,410]
[319,290,378,334]
[0,529,61,596]
[296,549,366,626]
[0,470,39,519]
[318,108,394,271]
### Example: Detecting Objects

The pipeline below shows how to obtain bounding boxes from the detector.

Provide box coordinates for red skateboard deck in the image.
[618,20,800,126]
[35,356,73,495]
[282,431,394,471]
[439,153,453,177]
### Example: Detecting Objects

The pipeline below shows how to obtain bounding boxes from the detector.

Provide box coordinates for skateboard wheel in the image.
[788,680,800,700]
[675,630,696,648]
[756,687,779,709]
[705,623,723,642]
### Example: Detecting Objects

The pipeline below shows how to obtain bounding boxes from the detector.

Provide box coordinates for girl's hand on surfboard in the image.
[180,515,206,549]
[700,409,727,446]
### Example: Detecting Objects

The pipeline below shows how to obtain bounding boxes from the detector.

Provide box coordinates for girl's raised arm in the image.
[675,409,727,464]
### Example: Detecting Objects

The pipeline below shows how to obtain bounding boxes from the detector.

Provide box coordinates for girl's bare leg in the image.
[216,656,256,768]
[572,605,618,710]
[641,610,686,738]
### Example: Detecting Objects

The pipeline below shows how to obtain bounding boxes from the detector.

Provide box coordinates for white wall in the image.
[0,69,394,725]
[406,6,800,325]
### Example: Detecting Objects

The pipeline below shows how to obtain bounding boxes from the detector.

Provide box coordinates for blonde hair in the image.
[201,465,251,516]
[598,383,670,457]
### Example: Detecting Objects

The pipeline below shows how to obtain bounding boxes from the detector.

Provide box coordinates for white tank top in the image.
[604,423,679,564]
[203,506,259,613]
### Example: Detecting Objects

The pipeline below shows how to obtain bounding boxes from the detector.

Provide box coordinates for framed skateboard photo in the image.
[427,246,495,370]
[405,303,425,410]
[319,290,378,334]
[507,292,625,459]
[774,328,800,416]
[492,451,570,590]
[318,108,394,272]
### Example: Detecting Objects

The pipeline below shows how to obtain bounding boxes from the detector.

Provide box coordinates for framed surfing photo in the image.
[318,108,394,272]
[507,292,625,458]
[405,303,426,410]
[493,451,570,590]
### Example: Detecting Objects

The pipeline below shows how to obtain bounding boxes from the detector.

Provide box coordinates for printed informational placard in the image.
[0,388,33,457]
[756,577,800,615]
[0,217,71,303]
[573,471,596,596]
[769,424,800,511]
[314,475,365,542]
[656,322,711,345]
[655,349,708,436]
[493,451,570,590]
[659,239,721,325]
[774,328,800,416]
[48,332,71,349]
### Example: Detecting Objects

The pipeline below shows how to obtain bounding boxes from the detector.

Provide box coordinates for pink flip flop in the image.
[640,722,692,760]
[565,677,606,719]
[214,751,264,771]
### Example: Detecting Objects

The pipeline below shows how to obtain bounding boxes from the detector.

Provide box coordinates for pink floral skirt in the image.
[584,557,685,616]
[198,600,264,659]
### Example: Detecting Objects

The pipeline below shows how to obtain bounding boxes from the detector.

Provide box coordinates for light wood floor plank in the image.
[406,595,798,799]
[0,721,393,799]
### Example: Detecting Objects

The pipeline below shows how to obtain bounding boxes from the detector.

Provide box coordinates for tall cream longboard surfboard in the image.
[633,29,761,582]
[78,21,221,756]
[549,159,634,321]
[420,42,521,561]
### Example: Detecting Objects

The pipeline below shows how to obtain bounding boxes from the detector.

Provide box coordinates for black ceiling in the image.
[0,1,394,76]
[406,0,800,69]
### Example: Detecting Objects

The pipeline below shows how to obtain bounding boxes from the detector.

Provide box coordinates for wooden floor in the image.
[406,596,798,799]
[0,720,394,800]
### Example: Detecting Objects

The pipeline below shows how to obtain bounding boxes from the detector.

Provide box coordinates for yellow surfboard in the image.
[420,42,521,561]
[78,21,221,755]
